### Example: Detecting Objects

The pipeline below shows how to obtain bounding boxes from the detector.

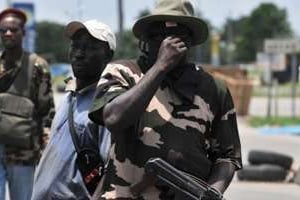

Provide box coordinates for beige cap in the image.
[65,19,116,51]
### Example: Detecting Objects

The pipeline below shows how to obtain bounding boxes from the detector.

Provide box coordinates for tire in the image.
[248,150,293,170]
[237,164,287,182]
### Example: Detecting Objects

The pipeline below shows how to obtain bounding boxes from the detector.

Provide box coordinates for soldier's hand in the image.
[155,36,187,73]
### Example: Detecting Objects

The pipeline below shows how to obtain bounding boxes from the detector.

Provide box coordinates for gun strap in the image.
[90,173,106,200]
[0,51,29,93]
[68,93,105,196]
[68,92,82,153]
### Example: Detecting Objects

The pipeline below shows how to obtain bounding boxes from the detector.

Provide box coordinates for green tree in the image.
[222,3,293,63]
[114,30,139,60]
[113,9,150,60]
[36,21,69,63]
[221,17,248,64]
[137,9,150,18]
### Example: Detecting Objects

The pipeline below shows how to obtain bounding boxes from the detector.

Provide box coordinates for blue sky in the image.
[1,0,299,35]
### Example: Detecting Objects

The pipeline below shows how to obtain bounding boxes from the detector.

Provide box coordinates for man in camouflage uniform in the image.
[89,0,242,199]
[0,8,54,200]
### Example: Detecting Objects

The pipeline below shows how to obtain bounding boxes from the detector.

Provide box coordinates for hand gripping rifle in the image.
[144,158,225,200]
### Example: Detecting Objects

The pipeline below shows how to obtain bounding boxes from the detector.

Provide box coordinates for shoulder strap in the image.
[0,65,21,92]
[0,51,32,93]
[90,173,106,200]
[67,93,81,153]
[6,52,36,97]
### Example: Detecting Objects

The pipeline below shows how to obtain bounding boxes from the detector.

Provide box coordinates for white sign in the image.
[256,52,286,71]
[264,39,300,54]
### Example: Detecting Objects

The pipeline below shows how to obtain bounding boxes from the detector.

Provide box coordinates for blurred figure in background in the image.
[0,8,54,200]
[31,19,114,199]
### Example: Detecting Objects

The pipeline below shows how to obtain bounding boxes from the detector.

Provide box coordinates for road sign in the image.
[264,38,300,54]
[257,52,286,71]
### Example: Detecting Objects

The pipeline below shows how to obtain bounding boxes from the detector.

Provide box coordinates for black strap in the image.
[90,172,106,200]
[4,52,33,95]
[68,92,106,196]
[67,92,81,153]
[0,65,21,93]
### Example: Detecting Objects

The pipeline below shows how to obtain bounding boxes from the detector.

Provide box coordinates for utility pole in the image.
[291,54,298,118]
[117,0,124,34]
[266,53,274,118]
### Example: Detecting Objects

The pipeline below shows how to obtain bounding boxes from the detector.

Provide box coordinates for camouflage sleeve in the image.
[89,63,135,125]
[209,80,242,170]
[33,56,55,128]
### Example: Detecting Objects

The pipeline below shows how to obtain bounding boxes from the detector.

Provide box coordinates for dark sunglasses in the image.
[0,27,21,34]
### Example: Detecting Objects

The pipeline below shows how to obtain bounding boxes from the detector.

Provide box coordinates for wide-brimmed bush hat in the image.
[132,0,209,45]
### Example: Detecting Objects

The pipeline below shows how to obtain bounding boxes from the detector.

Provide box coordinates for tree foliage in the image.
[36,21,69,63]
[33,8,212,64]
[222,3,293,63]
[113,8,149,61]
[114,30,139,60]
[137,9,150,18]
[33,3,294,65]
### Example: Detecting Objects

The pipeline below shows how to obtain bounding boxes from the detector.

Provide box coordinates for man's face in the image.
[144,22,192,63]
[69,29,110,80]
[0,16,24,49]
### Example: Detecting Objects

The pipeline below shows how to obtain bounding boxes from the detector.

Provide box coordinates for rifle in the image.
[143,157,225,200]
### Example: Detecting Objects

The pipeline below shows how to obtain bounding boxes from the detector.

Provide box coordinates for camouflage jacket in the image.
[0,51,55,165]
[89,60,242,199]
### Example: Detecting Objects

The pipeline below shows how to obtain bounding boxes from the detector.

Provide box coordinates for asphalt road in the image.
[225,117,300,200]
[225,96,300,199]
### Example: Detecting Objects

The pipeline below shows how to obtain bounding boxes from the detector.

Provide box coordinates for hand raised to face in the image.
[154,36,188,73]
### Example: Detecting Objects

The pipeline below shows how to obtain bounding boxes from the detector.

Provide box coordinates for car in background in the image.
[50,63,73,92]
[50,63,71,77]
